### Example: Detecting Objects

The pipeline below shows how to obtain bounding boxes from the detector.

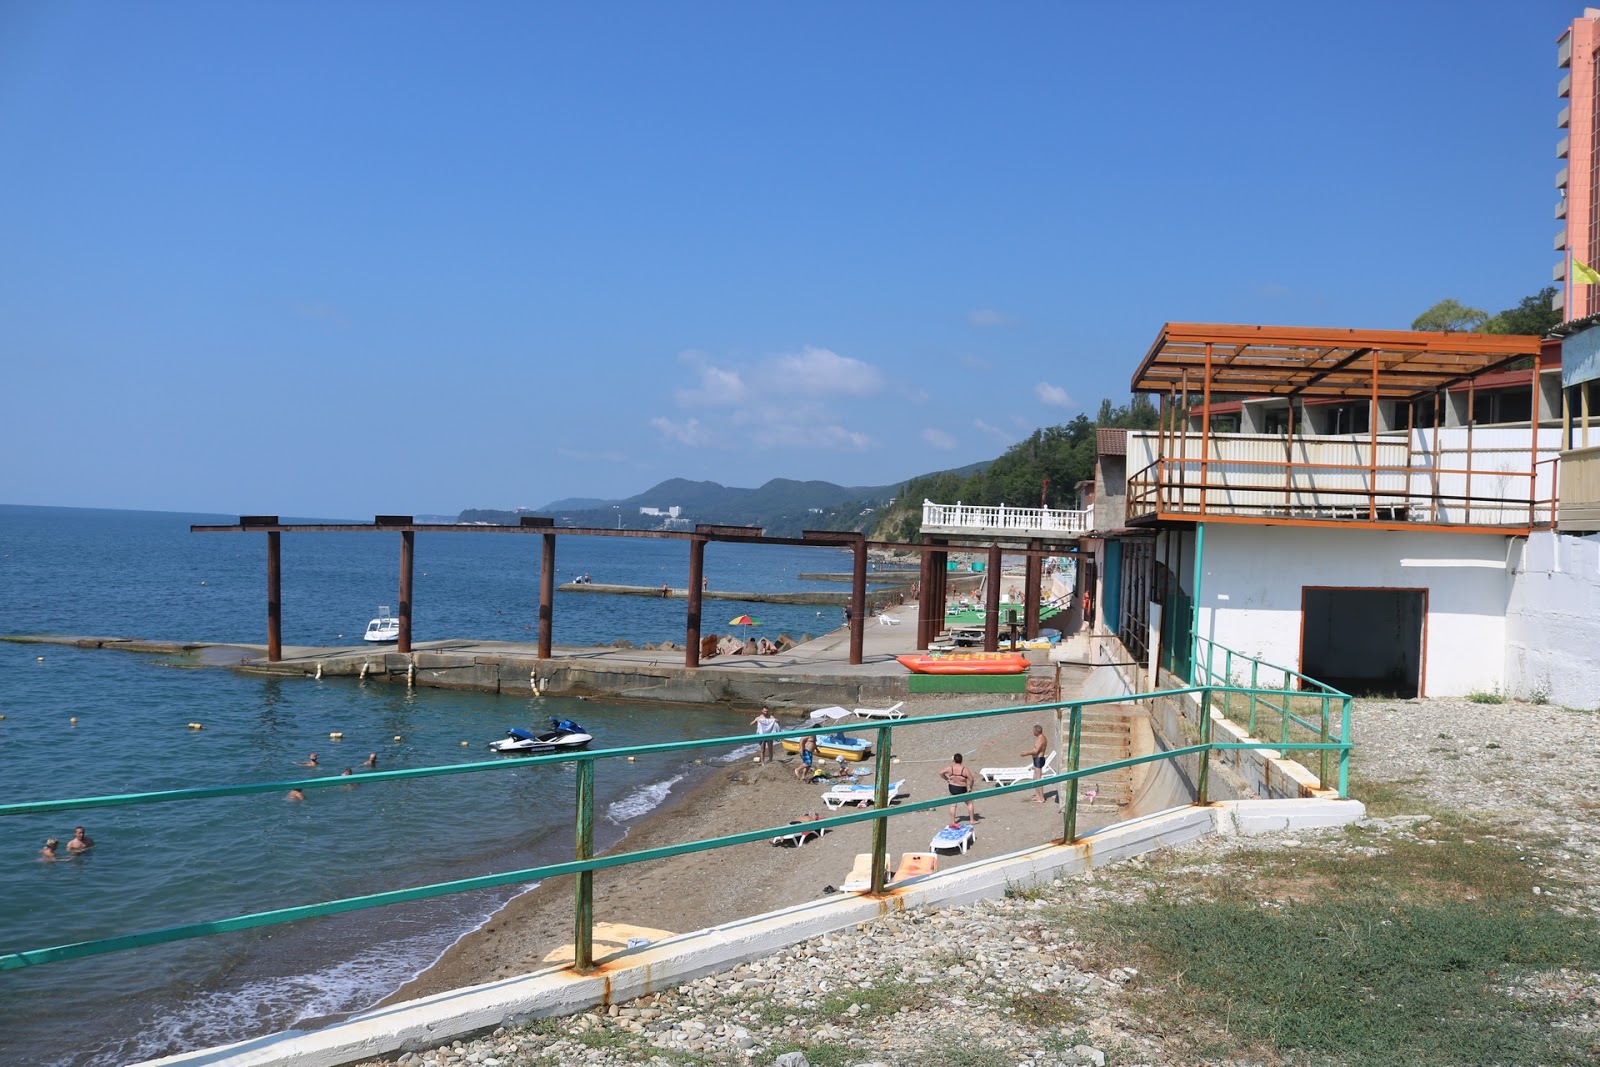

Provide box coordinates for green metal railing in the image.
[1191,634,1353,796]
[1,684,1351,975]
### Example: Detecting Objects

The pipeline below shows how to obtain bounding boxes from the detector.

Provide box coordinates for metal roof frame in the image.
[1131,323,1543,400]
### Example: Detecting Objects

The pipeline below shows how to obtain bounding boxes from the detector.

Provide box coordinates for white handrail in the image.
[921,500,1090,534]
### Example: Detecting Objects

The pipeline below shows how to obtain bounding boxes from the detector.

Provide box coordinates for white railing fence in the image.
[921,500,1090,535]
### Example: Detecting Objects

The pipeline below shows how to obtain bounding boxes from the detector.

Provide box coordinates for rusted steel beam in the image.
[685,536,706,668]
[538,532,555,659]
[1024,538,1042,636]
[266,530,281,663]
[983,542,1002,652]
[398,530,415,654]
[916,537,935,649]
[849,535,866,665]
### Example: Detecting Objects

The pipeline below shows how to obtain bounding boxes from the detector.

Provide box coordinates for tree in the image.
[1481,287,1561,337]
[1411,299,1488,333]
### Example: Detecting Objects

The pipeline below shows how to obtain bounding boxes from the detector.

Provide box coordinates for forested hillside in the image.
[872,396,1159,542]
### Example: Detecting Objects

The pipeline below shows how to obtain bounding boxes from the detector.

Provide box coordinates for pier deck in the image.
[12,603,1087,712]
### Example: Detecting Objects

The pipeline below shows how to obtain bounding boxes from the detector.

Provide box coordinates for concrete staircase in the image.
[1073,704,1135,808]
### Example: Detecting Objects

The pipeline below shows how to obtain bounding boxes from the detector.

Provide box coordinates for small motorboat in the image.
[781,731,874,761]
[488,717,593,755]
[364,606,400,644]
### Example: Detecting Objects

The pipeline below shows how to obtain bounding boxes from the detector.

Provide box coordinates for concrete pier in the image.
[6,602,1083,712]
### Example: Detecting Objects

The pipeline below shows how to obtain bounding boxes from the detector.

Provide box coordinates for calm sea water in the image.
[0,504,887,1067]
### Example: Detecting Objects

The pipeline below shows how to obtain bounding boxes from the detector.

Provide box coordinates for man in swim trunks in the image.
[752,707,779,764]
[793,734,818,781]
[67,826,94,853]
[1024,724,1048,802]
[938,752,977,822]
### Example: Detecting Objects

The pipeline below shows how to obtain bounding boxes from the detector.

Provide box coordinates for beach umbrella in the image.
[728,614,761,627]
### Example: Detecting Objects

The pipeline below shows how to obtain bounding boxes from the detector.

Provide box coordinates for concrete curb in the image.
[141,798,1365,1067]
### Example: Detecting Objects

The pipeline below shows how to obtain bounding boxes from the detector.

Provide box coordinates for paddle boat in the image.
[487,717,593,755]
[363,606,400,644]
[782,731,874,761]
[895,652,1030,675]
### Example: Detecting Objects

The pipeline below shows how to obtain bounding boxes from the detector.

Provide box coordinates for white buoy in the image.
[70,717,78,724]
[188,722,203,730]
[393,735,402,742]
[460,740,469,747]
[329,732,343,740]
[315,663,323,680]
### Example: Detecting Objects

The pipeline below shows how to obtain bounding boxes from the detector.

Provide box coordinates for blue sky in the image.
[0,2,1579,518]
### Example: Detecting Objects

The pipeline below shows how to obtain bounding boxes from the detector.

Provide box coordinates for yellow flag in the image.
[1574,257,1600,285]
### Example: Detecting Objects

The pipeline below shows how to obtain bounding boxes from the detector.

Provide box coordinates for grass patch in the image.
[1006,987,1088,1029]
[1344,770,1425,818]
[1466,689,1506,704]
[1069,818,1600,1066]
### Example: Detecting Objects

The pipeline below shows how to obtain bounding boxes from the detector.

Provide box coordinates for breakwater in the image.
[557,582,852,604]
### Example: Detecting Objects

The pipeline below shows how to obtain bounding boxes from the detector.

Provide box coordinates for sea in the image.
[0,504,900,1067]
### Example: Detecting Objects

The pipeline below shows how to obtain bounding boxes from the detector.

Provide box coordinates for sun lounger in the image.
[978,751,1056,786]
[806,705,853,724]
[770,819,828,848]
[892,851,938,881]
[838,852,884,892]
[819,778,908,810]
[930,822,976,854]
[852,700,906,721]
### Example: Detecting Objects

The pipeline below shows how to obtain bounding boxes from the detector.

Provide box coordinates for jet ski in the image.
[488,717,593,755]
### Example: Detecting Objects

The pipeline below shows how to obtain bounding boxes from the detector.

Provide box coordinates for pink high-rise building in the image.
[1558,10,1600,319]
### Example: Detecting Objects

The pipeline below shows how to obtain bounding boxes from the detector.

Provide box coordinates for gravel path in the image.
[359,698,1600,1067]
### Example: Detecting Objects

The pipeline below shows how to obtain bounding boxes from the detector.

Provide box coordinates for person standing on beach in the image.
[793,734,818,781]
[938,753,977,822]
[1024,725,1048,803]
[752,707,779,764]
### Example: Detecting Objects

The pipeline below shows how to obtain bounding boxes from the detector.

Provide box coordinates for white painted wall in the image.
[1185,524,1513,698]
[1504,530,1600,709]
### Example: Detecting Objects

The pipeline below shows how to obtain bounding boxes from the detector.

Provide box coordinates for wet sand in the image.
[385,671,1103,1004]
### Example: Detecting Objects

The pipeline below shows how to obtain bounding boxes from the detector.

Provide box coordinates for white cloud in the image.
[921,428,957,450]
[650,416,709,446]
[657,345,886,455]
[1035,381,1073,408]
[974,419,1012,443]
[968,309,1015,328]
[674,352,748,407]
[769,346,884,396]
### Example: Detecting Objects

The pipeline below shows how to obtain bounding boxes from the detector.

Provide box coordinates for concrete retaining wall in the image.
[140,797,1365,1067]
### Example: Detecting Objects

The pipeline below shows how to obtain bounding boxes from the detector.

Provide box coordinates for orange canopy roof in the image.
[1130,323,1543,401]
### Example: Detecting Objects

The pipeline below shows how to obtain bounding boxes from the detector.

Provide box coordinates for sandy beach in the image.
[384,664,1110,1004]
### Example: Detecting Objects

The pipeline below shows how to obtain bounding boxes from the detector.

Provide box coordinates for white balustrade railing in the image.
[921,500,1090,535]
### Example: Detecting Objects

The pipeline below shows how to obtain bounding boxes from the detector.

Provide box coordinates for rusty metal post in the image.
[1369,348,1381,521]
[849,534,866,665]
[685,535,705,667]
[538,532,555,659]
[983,541,1002,651]
[1529,351,1543,526]
[1024,538,1042,637]
[916,538,935,649]
[397,530,415,654]
[266,530,281,662]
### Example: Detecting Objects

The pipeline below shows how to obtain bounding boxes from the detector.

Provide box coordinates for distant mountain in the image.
[457,461,995,539]
[537,496,611,512]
